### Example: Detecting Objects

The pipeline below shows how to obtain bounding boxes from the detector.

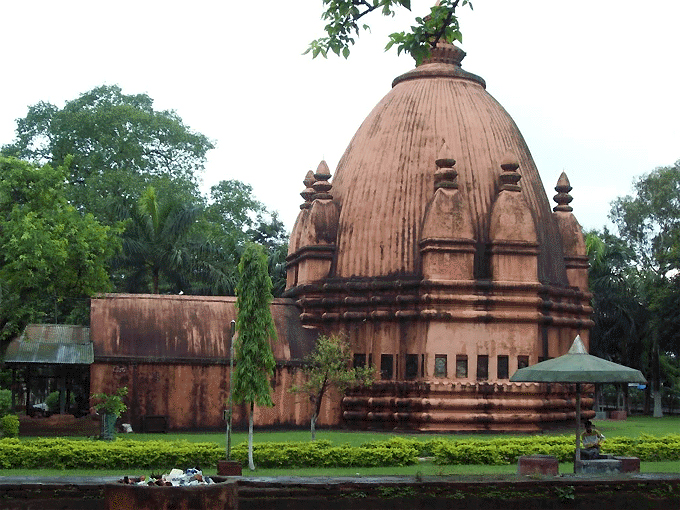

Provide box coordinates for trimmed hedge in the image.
[230,438,419,468]
[3,434,680,470]
[430,434,680,465]
[0,415,19,438]
[0,438,222,470]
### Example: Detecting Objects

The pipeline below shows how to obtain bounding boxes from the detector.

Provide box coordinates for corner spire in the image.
[553,171,574,212]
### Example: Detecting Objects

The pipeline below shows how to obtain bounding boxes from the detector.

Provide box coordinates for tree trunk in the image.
[310,413,317,441]
[248,401,255,470]
[653,390,663,418]
[152,269,160,294]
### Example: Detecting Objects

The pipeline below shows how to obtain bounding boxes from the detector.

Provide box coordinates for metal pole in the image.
[227,320,236,460]
[575,383,582,466]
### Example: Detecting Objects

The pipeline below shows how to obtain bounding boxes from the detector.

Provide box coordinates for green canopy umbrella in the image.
[510,335,646,462]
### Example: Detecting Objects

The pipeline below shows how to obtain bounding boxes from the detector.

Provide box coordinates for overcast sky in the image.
[1,1,678,233]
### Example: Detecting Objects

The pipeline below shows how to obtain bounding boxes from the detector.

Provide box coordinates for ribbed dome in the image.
[330,43,568,286]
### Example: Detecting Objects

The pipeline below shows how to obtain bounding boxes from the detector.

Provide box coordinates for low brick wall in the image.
[0,475,679,510]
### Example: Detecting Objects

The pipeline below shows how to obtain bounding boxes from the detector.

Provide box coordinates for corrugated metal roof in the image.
[20,324,90,343]
[4,324,93,365]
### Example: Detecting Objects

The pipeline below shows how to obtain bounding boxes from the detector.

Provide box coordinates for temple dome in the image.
[329,41,568,286]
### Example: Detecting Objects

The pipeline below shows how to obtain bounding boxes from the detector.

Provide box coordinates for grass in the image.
[4,415,680,477]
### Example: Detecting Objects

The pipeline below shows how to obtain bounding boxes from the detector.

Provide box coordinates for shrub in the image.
[91,387,128,416]
[229,439,419,468]
[0,438,222,470]
[44,391,75,413]
[0,415,19,438]
[0,390,11,417]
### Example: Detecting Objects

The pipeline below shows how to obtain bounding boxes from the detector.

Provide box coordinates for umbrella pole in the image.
[575,383,581,467]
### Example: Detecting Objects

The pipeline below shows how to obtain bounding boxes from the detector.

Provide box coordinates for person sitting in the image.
[581,420,605,460]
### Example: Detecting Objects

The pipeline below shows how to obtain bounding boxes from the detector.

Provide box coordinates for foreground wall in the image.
[2,475,679,510]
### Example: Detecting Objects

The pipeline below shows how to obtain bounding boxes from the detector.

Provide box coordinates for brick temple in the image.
[284,40,593,431]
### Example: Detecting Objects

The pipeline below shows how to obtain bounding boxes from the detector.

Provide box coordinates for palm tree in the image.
[118,186,200,294]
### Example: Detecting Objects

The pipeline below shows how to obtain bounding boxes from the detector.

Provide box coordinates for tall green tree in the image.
[2,85,212,225]
[609,160,680,416]
[115,186,202,294]
[0,156,122,345]
[610,161,680,276]
[204,181,289,296]
[233,243,277,471]
[586,230,648,368]
[308,0,472,64]
[290,334,374,440]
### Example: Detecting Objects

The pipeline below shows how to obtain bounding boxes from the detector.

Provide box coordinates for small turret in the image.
[552,172,588,291]
[488,152,539,283]
[420,143,476,281]
[286,161,339,288]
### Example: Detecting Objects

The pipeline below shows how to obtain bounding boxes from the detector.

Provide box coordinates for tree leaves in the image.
[0,156,123,344]
[233,243,277,408]
[1,84,213,226]
[308,0,472,64]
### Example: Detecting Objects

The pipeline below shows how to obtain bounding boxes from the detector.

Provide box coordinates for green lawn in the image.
[5,415,680,477]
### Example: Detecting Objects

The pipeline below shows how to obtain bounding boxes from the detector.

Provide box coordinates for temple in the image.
[285,40,593,431]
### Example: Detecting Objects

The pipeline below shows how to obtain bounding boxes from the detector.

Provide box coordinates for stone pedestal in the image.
[217,460,242,476]
[615,456,641,473]
[609,410,627,420]
[517,455,559,476]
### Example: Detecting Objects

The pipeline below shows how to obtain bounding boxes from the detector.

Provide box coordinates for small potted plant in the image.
[91,387,128,440]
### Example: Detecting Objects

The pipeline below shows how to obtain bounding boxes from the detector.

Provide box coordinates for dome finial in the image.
[312,160,333,200]
[499,152,521,192]
[553,171,574,212]
[434,141,458,190]
[300,170,316,209]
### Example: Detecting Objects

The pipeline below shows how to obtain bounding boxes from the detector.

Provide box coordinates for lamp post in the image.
[227,319,235,460]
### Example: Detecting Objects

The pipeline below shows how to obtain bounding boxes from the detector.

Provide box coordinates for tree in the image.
[610,161,680,276]
[115,186,202,294]
[233,243,277,471]
[308,0,473,64]
[586,230,648,368]
[204,181,289,296]
[586,230,650,413]
[0,156,122,345]
[608,160,680,416]
[290,334,374,440]
[2,85,212,225]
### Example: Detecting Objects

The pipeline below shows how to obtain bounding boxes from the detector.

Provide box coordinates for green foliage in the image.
[91,387,128,417]
[116,186,203,294]
[586,229,648,368]
[308,0,472,65]
[1,85,213,226]
[606,160,680,402]
[290,334,374,438]
[0,415,19,438]
[610,161,680,275]
[0,390,12,418]
[44,391,75,414]
[230,438,419,468]
[0,438,221,469]
[233,243,277,408]
[0,156,123,343]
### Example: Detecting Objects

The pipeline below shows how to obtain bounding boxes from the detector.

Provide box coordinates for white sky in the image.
[1,1,678,234]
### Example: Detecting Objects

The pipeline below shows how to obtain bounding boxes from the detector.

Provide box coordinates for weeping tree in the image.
[290,333,374,440]
[233,243,276,471]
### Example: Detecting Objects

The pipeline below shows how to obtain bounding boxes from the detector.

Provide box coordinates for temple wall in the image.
[90,362,340,431]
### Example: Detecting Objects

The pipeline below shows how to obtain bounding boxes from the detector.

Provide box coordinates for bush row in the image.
[230,438,419,468]
[2,434,680,470]
[430,434,680,464]
[0,438,222,470]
